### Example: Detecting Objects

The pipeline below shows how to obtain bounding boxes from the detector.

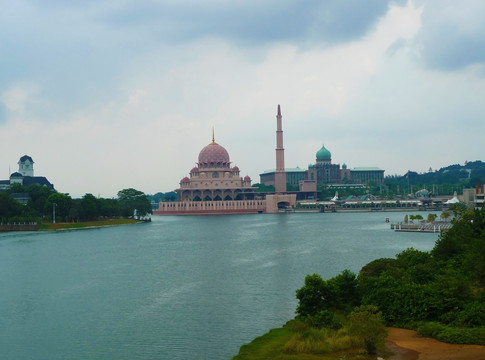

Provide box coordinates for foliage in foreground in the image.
[234,207,485,359]
[298,207,485,347]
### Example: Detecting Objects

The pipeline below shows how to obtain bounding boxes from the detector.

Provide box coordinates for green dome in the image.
[316,144,331,161]
[342,163,347,169]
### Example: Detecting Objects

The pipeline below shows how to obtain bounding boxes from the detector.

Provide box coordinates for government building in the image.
[0,155,54,191]
[260,144,384,187]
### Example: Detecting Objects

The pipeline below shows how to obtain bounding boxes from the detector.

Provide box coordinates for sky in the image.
[1,0,485,198]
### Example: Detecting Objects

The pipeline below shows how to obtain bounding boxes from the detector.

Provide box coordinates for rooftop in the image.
[350,167,383,172]
[260,167,307,174]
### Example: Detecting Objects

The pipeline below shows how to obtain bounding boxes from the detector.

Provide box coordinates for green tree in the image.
[296,270,359,319]
[326,269,360,311]
[25,184,56,217]
[295,274,328,318]
[98,198,119,217]
[44,193,72,222]
[440,211,451,221]
[348,305,388,354]
[0,193,23,220]
[117,188,152,218]
[79,193,99,220]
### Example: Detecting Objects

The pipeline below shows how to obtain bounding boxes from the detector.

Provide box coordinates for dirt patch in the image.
[386,327,485,360]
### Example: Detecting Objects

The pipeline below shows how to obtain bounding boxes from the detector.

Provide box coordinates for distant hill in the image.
[384,160,485,195]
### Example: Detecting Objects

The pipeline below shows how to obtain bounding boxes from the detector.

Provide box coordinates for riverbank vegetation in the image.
[0,185,152,225]
[39,218,144,231]
[233,207,485,359]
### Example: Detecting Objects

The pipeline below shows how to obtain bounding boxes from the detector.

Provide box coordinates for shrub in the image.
[437,327,485,345]
[348,305,388,354]
[454,301,485,327]
[417,322,447,338]
[307,310,342,329]
[418,322,485,346]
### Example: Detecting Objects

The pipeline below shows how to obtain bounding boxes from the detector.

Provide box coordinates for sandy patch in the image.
[386,327,485,360]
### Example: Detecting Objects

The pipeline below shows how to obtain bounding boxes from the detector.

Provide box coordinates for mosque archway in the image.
[277,201,290,209]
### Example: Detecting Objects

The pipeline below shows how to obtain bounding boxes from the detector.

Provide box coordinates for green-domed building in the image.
[259,143,384,189]
[307,144,341,185]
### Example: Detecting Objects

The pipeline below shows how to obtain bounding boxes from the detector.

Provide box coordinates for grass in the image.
[232,320,371,360]
[39,218,144,231]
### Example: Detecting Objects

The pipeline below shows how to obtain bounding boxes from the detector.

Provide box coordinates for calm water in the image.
[0,212,439,360]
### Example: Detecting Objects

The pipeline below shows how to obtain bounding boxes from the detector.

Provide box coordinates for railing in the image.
[390,222,453,232]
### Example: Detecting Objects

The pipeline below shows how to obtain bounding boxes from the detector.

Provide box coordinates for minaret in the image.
[274,104,286,193]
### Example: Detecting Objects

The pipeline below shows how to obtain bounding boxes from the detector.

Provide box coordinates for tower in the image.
[274,104,286,193]
[18,155,34,177]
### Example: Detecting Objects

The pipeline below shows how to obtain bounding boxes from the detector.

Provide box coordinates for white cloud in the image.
[1,83,38,113]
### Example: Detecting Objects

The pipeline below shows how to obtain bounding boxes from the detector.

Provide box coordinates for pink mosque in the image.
[153,105,296,215]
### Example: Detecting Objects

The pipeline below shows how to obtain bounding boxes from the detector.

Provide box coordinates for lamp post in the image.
[53,203,57,224]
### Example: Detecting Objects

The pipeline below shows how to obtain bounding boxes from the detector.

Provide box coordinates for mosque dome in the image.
[191,167,199,173]
[316,144,331,161]
[198,142,230,165]
[232,166,239,172]
[180,177,190,183]
[244,175,251,181]
[342,163,347,169]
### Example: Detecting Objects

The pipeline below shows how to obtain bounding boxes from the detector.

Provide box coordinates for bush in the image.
[295,270,359,318]
[437,327,485,345]
[417,322,447,338]
[454,301,485,327]
[307,310,342,329]
[418,322,485,346]
[348,305,388,354]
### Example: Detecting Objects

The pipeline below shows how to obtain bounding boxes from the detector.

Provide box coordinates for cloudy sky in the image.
[1,0,484,198]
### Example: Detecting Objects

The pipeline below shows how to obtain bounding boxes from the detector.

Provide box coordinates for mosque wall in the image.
[154,199,266,215]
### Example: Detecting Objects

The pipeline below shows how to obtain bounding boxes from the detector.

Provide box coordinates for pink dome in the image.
[244,175,251,181]
[181,177,190,182]
[198,142,230,165]
[191,167,199,173]
[232,166,239,171]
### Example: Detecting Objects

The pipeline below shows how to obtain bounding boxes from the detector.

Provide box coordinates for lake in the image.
[0,212,439,359]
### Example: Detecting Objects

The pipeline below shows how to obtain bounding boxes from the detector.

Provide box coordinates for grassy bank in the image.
[39,218,144,231]
[232,320,378,360]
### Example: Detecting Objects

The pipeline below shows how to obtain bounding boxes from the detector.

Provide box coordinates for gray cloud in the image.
[0,0,406,123]
[415,0,485,70]
[100,0,406,45]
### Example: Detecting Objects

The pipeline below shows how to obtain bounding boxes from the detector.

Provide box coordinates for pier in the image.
[390,222,452,233]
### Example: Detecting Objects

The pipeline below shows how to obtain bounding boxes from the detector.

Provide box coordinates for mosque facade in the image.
[175,132,256,202]
[153,106,296,215]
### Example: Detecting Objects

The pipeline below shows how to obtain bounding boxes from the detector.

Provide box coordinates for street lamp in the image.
[53,203,57,224]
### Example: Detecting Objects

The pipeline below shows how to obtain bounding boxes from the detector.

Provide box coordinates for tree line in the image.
[0,184,152,223]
